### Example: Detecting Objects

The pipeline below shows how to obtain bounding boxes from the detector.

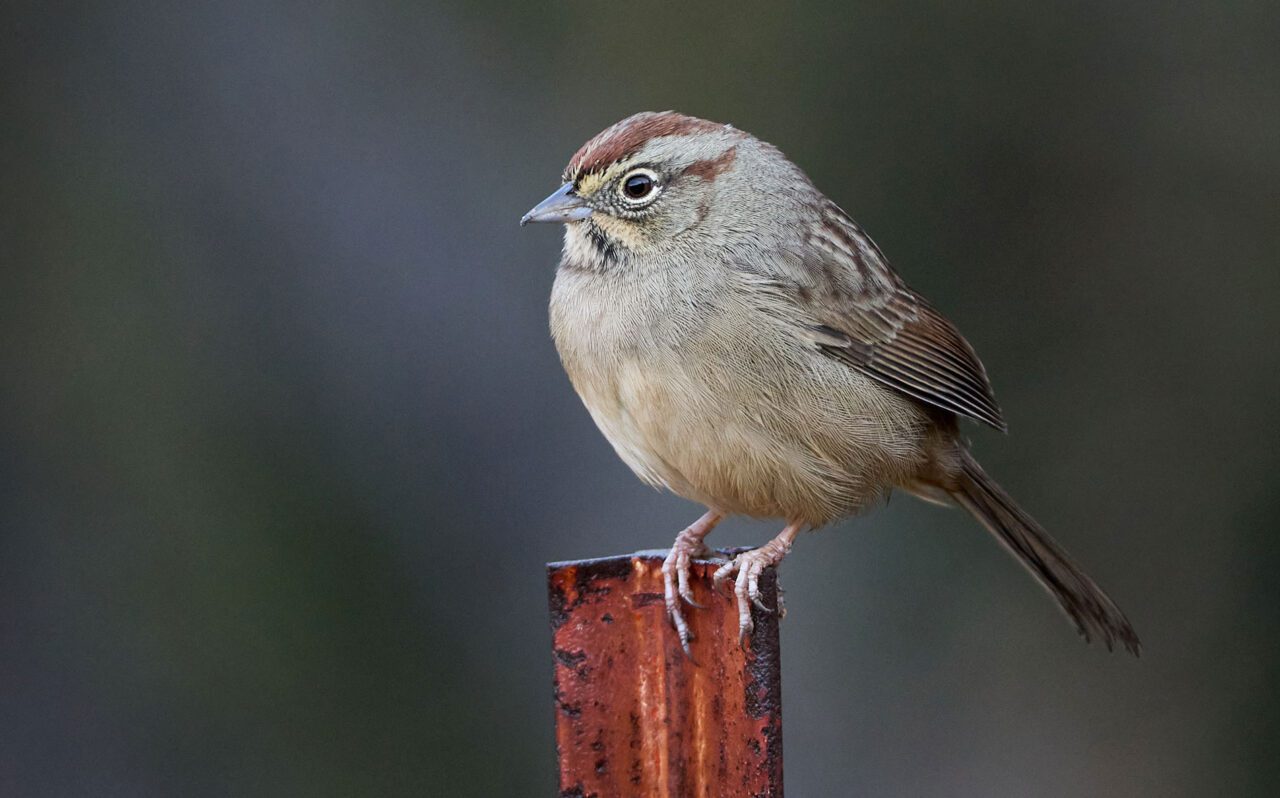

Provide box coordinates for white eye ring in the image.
[618,169,661,205]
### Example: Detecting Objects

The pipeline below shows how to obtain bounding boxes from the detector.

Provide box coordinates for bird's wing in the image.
[734,201,1007,431]
[808,287,1007,431]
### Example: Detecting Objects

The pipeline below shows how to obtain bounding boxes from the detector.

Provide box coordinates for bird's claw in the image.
[662,533,714,656]
[712,548,784,647]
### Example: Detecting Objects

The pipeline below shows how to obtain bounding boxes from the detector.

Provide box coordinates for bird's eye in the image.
[620,171,657,202]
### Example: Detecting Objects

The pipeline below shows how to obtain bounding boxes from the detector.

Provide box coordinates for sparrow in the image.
[522,111,1139,657]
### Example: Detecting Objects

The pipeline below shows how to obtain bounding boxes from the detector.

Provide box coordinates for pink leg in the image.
[662,509,724,656]
[713,521,803,644]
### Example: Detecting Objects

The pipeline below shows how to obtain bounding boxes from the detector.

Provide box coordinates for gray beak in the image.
[520,182,592,226]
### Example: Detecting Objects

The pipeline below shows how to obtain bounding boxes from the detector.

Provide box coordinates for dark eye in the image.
[622,172,655,200]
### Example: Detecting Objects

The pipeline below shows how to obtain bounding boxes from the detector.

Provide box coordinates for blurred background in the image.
[4,2,1278,795]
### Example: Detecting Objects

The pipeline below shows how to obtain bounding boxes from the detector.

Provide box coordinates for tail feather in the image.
[950,452,1141,656]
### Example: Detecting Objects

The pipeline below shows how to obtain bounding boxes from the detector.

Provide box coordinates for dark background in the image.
[4,2,1278,795]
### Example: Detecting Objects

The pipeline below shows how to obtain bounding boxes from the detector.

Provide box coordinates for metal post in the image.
[548,550,783,797]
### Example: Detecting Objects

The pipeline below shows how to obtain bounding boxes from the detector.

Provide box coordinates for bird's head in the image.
[522,111,807,271]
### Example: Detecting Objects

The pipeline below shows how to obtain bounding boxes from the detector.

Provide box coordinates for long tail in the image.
[949,451,1141,656]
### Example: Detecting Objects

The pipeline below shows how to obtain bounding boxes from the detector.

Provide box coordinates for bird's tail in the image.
[949,451,1141,656]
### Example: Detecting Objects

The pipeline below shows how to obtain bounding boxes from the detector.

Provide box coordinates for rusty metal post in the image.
[548,550,783,798]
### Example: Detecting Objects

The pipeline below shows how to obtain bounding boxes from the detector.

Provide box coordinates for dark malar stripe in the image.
[586,223,619,268]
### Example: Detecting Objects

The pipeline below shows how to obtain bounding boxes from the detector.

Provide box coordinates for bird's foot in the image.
[662,510,723,656]
[712,522,802,646]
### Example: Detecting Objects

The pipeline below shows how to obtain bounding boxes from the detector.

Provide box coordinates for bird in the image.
[521,111,1140,657]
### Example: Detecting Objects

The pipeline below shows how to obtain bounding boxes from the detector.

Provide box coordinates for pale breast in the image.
[549,266,697,494]
[549,263,934,526]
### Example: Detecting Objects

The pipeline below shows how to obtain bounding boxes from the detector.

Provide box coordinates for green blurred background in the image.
[4,2,1278,795]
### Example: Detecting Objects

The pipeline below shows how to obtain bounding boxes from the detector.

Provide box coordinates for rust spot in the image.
[548,573,572,631]
[555,648,588,669]
[553,680,582,719]
[566,111,730,178]
[682,145,738,182]
[547,558,628,630]
[548,551,783,796]
[630,591,664,609]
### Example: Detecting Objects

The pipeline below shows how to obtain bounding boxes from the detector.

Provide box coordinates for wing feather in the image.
[740,202,1007,430]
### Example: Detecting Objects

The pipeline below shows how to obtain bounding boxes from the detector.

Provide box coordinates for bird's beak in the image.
[520,183,593,226]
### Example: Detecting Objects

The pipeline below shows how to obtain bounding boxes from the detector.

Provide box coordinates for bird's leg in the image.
[713,521,803,645]
[662,509,724,655]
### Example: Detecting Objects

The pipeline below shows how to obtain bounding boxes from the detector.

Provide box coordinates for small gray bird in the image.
[522,111,1139,657]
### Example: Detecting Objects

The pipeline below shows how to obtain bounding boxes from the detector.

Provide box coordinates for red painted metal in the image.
[548,550,783,798]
